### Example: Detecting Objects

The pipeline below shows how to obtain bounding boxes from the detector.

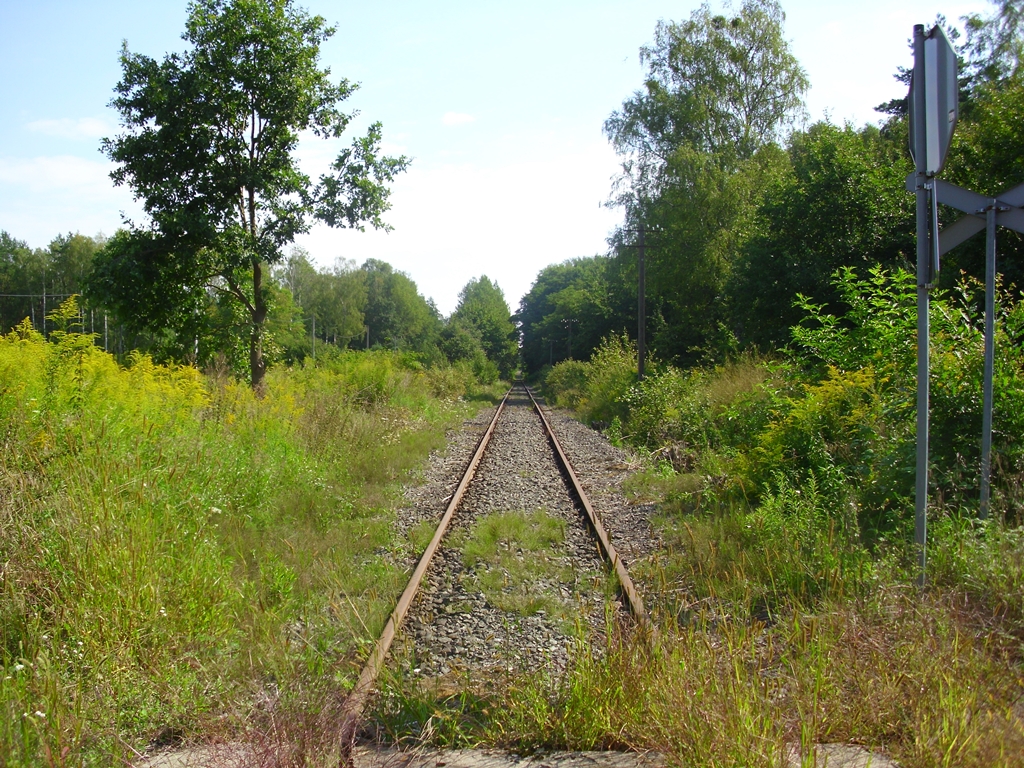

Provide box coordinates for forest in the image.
[3,0,1024,765]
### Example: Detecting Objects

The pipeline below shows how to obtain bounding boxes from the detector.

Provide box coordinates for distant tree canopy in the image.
[450,276,518,379]
[515,0,1024,376]
[517,256,632,373]
[361,258,442,353]
[0,231,104,336]
[91,0,408,392]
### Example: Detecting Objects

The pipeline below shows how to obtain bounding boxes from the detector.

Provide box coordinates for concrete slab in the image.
[139,742,897,768]
[352,748,667,768]
[785,743,899,767]
[138,746,666,768]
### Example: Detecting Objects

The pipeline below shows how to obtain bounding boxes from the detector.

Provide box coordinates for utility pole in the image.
[620,222,658,382]
[638,222,646,381]
[561,318,578,359]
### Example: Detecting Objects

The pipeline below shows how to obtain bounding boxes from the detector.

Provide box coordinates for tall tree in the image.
[603,0,807,365]
[605,0,807,202]
[94,0,408,392]
[451,276,518,378]
[728,123,915,348]
[0,232,36,333]
[360,259,441,353]
[964,0,1024,83]
[277,248,366,353]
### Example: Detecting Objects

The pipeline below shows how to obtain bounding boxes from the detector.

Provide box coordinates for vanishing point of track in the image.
[340,383,651,743]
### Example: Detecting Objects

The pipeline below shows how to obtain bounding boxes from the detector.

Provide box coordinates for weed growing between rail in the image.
[358,269,1024,764]
[449,510,606,624]
[505,268,1024,766]
[0,305,498,765]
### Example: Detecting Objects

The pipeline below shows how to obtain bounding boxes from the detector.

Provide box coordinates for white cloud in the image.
[294,140,622,316]
[442,112,476,126]
[0,155,116,194]
[25,117,113,141]
[0,155,142,246]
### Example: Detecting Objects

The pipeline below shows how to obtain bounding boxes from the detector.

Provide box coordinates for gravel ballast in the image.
[387,387,660,684]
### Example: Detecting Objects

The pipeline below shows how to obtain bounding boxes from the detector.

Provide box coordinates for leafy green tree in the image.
[940,72,1024,293]
[0,232,37,333]
[47,233,102,299]
[360,259,441,354]
[728,123,915,348]
[277,248,366,357]
[618,145,785,365]
[603,0,807,365]
[90,228,213,360]
[963,0,1024,83]
[1,231,107,336]
[451,276,518,378]
[94,0,408,392]
[517,256,629,374]
[605,0,807,199]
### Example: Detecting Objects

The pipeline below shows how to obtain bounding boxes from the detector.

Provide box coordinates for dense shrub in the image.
[0,299,483,764]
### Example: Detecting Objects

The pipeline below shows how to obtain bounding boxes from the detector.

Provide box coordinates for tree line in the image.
[0,228,517,382]
[2,0,518,386]
[518,0,1024,375]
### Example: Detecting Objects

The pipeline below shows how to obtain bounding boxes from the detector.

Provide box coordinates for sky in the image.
[0,0,991,316]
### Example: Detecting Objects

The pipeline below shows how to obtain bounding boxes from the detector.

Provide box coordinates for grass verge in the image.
[0,322,501,765]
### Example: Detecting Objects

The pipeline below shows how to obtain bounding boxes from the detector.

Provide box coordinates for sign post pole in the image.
[980,203,997,518]
[912,24,931,586]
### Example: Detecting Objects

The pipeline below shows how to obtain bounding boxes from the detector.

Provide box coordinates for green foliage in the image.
[275,247,367,361]
[96,0,408,390]
[601,0,807,365]
[962,0,1024,83]
[792,267,1024,516]
[622,356,774,451]
[1,231,106,338]
[605,0,808,180]
[361,258,442,355]
[0,322,477,763]
[450,276,518,379]
[542,359,589,410]
[543,335,637,425]
[517,255,630,375]
[729,122,915,348]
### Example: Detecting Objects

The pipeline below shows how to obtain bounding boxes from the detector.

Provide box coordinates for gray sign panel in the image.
[908,26,958,175]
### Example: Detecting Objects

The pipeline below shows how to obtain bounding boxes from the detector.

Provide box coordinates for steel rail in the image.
[340,386,512,747]
[524,385,654,637]
[340,382,653,757]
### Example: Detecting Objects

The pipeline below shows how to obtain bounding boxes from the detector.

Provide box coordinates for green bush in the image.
[543,359,589,410]
[793,267,1024,517]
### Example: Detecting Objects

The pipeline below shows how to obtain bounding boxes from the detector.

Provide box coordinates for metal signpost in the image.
[908,25,1024,583]
[638,222,646,381]
[908,24,957,586]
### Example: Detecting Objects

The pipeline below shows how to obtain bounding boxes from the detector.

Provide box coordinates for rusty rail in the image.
[340,386,511,746]
[524,385,654,636]
[341,382,653,755]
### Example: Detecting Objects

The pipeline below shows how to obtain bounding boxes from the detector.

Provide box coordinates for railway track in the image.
[341,383,653,748]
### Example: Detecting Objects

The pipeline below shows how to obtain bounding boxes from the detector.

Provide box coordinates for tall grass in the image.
[522,269,1024,764]
[0,303,489,765]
